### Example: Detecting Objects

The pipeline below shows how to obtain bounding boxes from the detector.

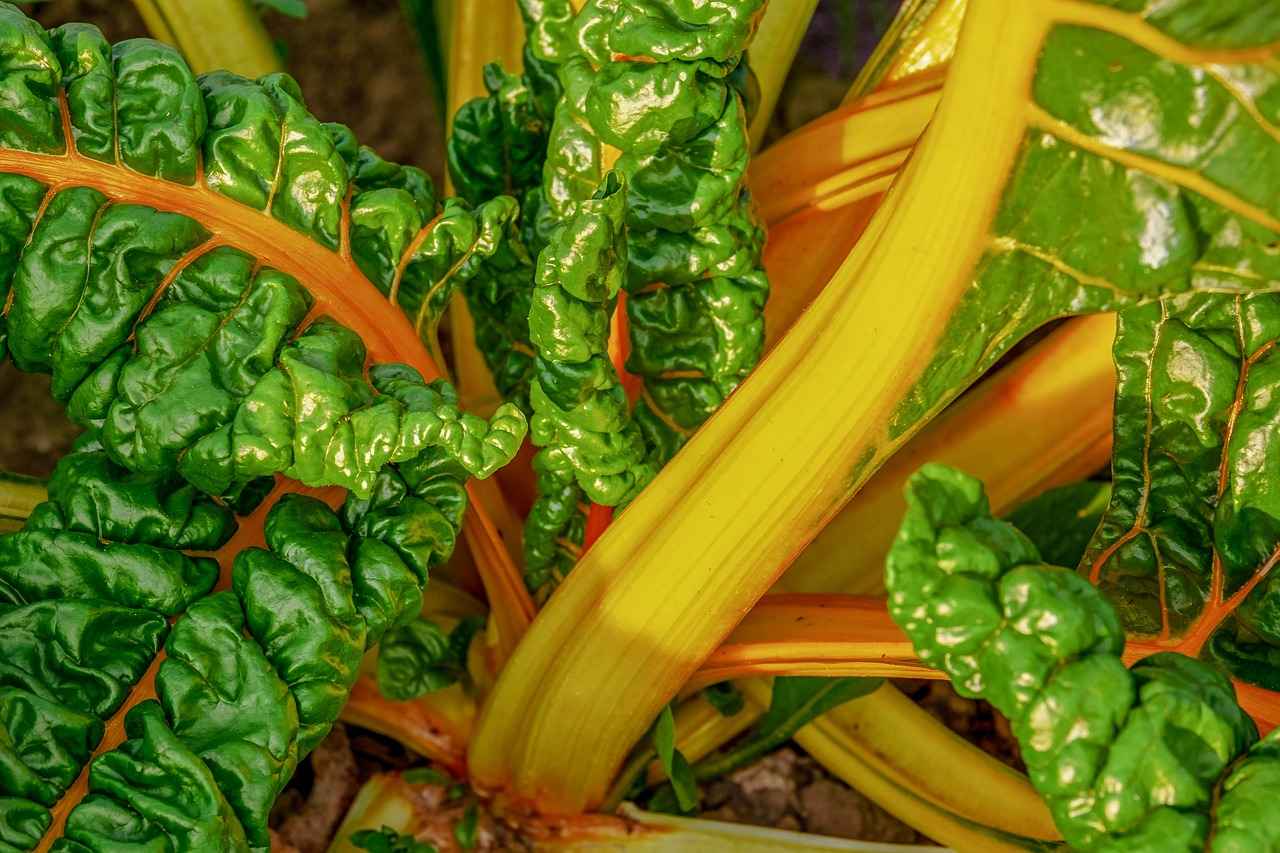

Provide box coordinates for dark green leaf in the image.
[1006,480,1110,569]
[376,616,482,701]
[701,682,745,717]
[454,803,478,850]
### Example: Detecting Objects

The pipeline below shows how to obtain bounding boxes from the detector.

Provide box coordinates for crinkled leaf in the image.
[887,464,1280,851]
[376,616,483,702]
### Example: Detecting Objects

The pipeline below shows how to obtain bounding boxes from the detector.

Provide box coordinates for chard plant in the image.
[2,0,1280,851]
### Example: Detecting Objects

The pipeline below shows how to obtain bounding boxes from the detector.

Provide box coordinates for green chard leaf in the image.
[886,464,1280,851]
[376,615,484,701]
[1083,293,1280,691]
[450,1,770,595]
[0,4,530,848]
[1007,480,1110,569]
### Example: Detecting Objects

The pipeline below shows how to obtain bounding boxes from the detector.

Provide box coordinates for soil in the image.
[3,1,1030,849]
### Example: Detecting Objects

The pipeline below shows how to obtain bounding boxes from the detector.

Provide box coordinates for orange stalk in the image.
[705,596,1280,735]
[690,595,934,691]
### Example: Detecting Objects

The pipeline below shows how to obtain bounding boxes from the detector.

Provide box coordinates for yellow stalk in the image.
[330,774,936,852]
[328,775,419,852]
[780,313,1115,596]
[845,0,967,103]
[437,3,534,663]
[746,0,820,151]
[0,472,46,533]
[752,88,939,228]
[739,681,1057,850]
[442,0,526,137]
[131,0,283,77]
[442,0,524,409]
[469,0,1055,812]
[754,83,941,352]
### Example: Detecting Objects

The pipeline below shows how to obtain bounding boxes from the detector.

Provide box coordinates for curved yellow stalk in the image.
[752,86,939,228]
[845,0,966,102]
[755,83,942,352]
[469,0,1059,812]
[547,805,945,851]
[747,0,821,150]
[780,313,1115,596]
[131,0,283,77]
[738,682,1058,850]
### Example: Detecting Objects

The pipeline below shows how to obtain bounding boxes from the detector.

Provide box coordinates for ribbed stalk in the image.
[781,314,1115,596]
[469,0,1053,812]
[747,0,821,150]
[131,0,283,77]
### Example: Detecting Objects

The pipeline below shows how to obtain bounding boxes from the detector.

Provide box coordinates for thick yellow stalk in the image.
[739,682,1057,850]
[469,0,1054,812]
[746,0,820,150]
[131,0,283,77]
[780,313,1115,596]
[754,82,942,352]
[845,0,966,102]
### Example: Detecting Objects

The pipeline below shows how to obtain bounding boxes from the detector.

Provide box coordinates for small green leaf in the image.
[350,826,437,853]
[376,616,483,701]
[701,682,745,717]
[652,705,698,813]
[454,803,478,850]
[253,0,308,19]
[402,766,452,787]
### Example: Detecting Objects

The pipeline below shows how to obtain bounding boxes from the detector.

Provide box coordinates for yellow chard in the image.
[470,0,1280,814]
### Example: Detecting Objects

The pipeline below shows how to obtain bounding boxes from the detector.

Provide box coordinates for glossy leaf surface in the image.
[0,5,527,847]
[887,464,1280,851]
